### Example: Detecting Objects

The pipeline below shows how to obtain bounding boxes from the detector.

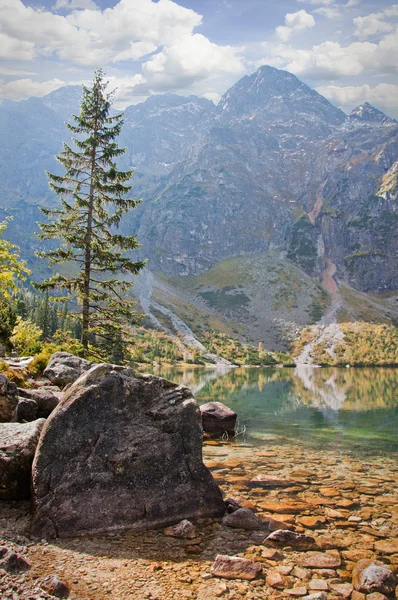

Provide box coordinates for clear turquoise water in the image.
[147,365,398,456]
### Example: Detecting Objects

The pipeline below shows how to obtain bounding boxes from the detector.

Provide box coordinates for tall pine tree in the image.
[36,69,145,356]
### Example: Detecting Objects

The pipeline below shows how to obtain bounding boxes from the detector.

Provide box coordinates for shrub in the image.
[10,317,43,356]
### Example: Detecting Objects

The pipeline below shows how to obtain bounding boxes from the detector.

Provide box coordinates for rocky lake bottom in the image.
[1,366,397,599]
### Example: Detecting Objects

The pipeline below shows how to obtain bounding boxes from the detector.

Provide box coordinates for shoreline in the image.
[1,435,397,599]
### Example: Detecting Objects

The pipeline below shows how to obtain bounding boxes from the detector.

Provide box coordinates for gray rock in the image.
[303,594,327,600]
[41,575,70,598]
[200,402,237,436]
[31,365,225,538]
[163,519,197,539]
[43,352,95,387]
[17,387,59,418]
[0,419,46,499]
[0,548,31,574]
[222,508,261,530]
[0,374,18,422]
[352,559,397,595]
[15,398,38,422]
[266,529,315,549]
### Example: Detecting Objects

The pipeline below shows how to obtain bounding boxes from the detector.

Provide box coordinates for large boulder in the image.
[0,374,18,422]
[0,419,46,499]
[31,365,225,538]
[17,388,59,418]
[43,352,95,388]
[200,401,237,436]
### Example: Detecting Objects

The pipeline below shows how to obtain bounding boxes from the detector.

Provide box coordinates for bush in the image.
[28,333,85,376]
[10,317,43,355]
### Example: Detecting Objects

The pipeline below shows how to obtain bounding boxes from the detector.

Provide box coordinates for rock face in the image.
[352,559,396,595]
[43,352,95,387]
[15,398,38,422]
[31,365,225,538]
[200,402,237,436]
[17,387,59,418]
[0,419,46,499]
[0,374,18,422]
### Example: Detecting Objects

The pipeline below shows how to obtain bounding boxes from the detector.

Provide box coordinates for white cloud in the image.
[0,0,202,65]
[142,34,244,89]
[317,82,398,116]
[297,0,333,5]
[346,0,360,6]
[0,77,66,100]
[0,33,35,60]
[0,0,245,104]
[0,66,35,76]
[353,5,398,39]
[314,7,341,19]
[276,10,315,42]
[261,26,398,81]
[54,0,98,10]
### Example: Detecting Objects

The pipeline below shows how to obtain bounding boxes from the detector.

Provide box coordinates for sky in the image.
[0,0,398,117]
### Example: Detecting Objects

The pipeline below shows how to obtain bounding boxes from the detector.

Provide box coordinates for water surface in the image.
[148,365,398,456]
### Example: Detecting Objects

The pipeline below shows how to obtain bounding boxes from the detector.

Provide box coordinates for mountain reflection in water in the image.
[148,365,398,455]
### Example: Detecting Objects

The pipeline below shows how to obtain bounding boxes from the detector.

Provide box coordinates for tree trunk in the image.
[81,106,99,356]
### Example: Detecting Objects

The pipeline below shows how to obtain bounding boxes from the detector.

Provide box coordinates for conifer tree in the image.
[36,69,145,356]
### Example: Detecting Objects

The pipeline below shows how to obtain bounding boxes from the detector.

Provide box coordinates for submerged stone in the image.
[200,402,237,436]
[210,555,262,580]
[352,559,396,595]
[31,365,225,538]
[222,508,262,530]
[266,529,315,549]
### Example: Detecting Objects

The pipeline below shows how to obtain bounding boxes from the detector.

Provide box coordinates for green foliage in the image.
[28,332,85,375]
[292,323,398,366]
[0,219,30,349]
[128,328,185,365]
[199,287,250,311]
[0,218,30,298]
[201,331,291,366]
[36,69,145,356]
[0,296,17,349]
[10,317,43,355]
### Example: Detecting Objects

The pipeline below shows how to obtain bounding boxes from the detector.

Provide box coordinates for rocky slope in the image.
[1,65,397,346]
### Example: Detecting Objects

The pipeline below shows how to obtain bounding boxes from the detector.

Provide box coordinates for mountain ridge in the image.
[0,65,397,348]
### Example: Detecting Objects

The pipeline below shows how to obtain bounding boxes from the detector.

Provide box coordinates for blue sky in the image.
[1,0,398,116]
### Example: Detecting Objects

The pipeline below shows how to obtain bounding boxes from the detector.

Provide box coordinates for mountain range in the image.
[1,65,397,349]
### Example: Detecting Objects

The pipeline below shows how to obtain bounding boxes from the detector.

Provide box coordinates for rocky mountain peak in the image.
[124,92,214,124]
[41,85,83,119]
[349,102,396,125]
[216,64,346,126]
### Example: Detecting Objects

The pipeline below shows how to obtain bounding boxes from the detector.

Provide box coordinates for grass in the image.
[199,288,250,311]
[161,256,255,291]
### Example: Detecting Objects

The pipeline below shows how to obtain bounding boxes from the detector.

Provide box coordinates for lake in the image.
[147,365,398,456]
